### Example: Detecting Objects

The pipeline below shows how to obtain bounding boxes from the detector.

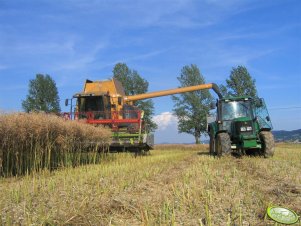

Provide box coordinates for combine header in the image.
[64,78,222,152]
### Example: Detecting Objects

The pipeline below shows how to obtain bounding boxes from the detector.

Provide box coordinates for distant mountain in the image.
[157,129,301,144]
[272,129,301,143]
[202,130,301,143]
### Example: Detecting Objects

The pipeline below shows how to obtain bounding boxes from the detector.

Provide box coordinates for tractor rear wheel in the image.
[215,133,231,157]
[259,131,275,158]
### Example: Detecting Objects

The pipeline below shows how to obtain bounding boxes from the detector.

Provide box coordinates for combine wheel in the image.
[215,133,231,157]
[134,148,150,157]
[259,131,275,158]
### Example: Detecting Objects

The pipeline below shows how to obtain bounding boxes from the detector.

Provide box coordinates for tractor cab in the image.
[215,97,272,131]
[218,97,254,135]
[220,98,253,121]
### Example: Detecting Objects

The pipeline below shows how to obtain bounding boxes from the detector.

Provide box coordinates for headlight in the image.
[247,126,252,131]
[240,127,247,132]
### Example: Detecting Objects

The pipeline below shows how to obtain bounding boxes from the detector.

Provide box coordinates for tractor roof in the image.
[221,96,253,101]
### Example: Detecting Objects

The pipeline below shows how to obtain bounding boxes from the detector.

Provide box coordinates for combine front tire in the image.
[259,131,275,158]
[215,133,231,157]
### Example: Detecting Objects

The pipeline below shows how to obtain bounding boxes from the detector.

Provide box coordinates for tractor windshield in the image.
[221,100,253,121]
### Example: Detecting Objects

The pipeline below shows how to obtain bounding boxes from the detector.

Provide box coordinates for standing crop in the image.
[0,112,111,176]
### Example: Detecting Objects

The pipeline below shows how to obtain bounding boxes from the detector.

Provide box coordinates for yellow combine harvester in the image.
[64,78,222,152]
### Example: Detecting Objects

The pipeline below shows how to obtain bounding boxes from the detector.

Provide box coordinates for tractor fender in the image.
[208,123,228,138]
[207,123,217,136]
[215,130,229,138]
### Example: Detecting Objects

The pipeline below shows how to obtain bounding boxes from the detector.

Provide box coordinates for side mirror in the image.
[210,102,216,110]
[65,99,69,106]
[256,99,264,107]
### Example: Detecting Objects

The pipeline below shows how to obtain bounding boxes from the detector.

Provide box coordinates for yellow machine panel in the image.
[77,79,126,96]
[73,79,126,112]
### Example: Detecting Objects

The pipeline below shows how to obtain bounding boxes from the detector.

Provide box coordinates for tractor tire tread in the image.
[260,131,275,158]
[216,133,231,157]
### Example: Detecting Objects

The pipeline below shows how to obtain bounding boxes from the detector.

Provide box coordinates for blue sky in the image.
[0,0,300,143]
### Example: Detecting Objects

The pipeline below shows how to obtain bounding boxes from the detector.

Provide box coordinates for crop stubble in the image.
[0,138,300,225]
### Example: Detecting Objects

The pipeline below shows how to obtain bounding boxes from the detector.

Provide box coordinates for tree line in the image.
[22,64,257,143]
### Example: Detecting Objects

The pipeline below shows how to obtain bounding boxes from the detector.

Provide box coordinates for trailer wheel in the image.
[259,131,275,158]
[215,133,231,157]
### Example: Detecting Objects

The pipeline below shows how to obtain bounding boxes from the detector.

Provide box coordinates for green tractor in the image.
[208,96,275,157]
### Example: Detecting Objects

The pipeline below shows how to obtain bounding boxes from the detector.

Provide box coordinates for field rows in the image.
[0,144,300,225]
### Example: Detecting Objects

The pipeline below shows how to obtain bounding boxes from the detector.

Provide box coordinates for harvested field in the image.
[0,143,300,225]
[0,113,111,176]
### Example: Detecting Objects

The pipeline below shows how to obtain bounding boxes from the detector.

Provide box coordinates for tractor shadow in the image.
[232,149,263,158]
[197,152,210,156]
[200,150,264,158]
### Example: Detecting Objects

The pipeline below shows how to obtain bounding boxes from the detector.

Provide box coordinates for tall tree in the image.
[223,66,257,98]
[112,63,132,95]
[22,74,61,113]
[218,84,229,97]
[172,64,213,144]
[113,63,157,131]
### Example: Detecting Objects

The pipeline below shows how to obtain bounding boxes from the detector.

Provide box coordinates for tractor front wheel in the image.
[215,133,231,157]
[259,131,275,158]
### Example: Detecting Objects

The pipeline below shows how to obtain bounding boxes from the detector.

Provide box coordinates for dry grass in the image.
[0,143,300,225]
[0,112,111,176]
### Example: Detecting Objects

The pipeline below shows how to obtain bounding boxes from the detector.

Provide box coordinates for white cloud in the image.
[153,111,178,130]
[94,49,170,71]
[153,111,208,143]
[0,37,76,56]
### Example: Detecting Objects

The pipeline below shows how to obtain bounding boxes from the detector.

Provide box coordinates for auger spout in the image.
[124,83,222,102]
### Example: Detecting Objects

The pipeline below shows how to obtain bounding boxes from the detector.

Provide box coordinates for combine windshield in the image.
[221,100,253,121]
[78,96,104,112]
